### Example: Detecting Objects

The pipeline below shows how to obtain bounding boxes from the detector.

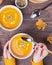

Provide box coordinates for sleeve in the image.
[32,60,43,65]
[4,58,16,65]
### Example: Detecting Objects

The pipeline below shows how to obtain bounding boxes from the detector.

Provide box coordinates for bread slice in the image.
[29,0,48,3]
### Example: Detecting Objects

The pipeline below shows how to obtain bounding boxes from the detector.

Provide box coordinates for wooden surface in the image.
[0,0,52,65]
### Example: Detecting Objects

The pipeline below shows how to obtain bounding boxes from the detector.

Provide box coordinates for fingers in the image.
[38,43,48,60]
[39,43,48,54]
[3,41,9,58]
[41,48,48,58]
[37,47,42,56]
[40,51,48,61]
[39,43,44,48]
[33,42,49,62]
[33,42,43,50]
[39,43,47,48]
[7,50,12,59]
[3,49,7,58]
[4,41,9,49]
[3,41,12,59]
[33,44,43,56]
[4,41,9,52]
[33,45,39,51]
[33,46,43,62]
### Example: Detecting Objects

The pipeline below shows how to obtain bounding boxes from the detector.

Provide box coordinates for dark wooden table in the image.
[0,0,52,65]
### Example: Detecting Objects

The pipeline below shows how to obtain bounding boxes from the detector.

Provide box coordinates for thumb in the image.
[7,50,12,59]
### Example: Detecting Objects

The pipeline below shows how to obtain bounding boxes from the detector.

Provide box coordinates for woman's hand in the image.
[3,41,12,59]
[33,43,48,63]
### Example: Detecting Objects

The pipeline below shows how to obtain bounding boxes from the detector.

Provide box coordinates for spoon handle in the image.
[41,2,52,10]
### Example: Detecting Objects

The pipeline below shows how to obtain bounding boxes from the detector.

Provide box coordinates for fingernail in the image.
[34,44,36,46]
[33,48,35,49]
[41,45,43,48]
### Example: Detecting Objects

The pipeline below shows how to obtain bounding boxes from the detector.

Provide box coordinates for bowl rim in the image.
[15,0,28,9]
[0,5,23,31]
[9,33,34,59]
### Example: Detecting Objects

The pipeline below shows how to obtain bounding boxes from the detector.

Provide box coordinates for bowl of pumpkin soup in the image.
[9,33,34,59]
[0,5,23,31]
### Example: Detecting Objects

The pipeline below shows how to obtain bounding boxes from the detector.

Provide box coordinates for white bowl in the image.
[15,0,28,9]
[0,5,23,31]
[9,33,34,59]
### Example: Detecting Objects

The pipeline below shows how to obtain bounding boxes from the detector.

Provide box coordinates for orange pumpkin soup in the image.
[1,6,22,29]
[10,34,33,58]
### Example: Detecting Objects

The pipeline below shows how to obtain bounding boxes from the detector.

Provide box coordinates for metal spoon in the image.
[30,2,52,18]
[21,37,39,45]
